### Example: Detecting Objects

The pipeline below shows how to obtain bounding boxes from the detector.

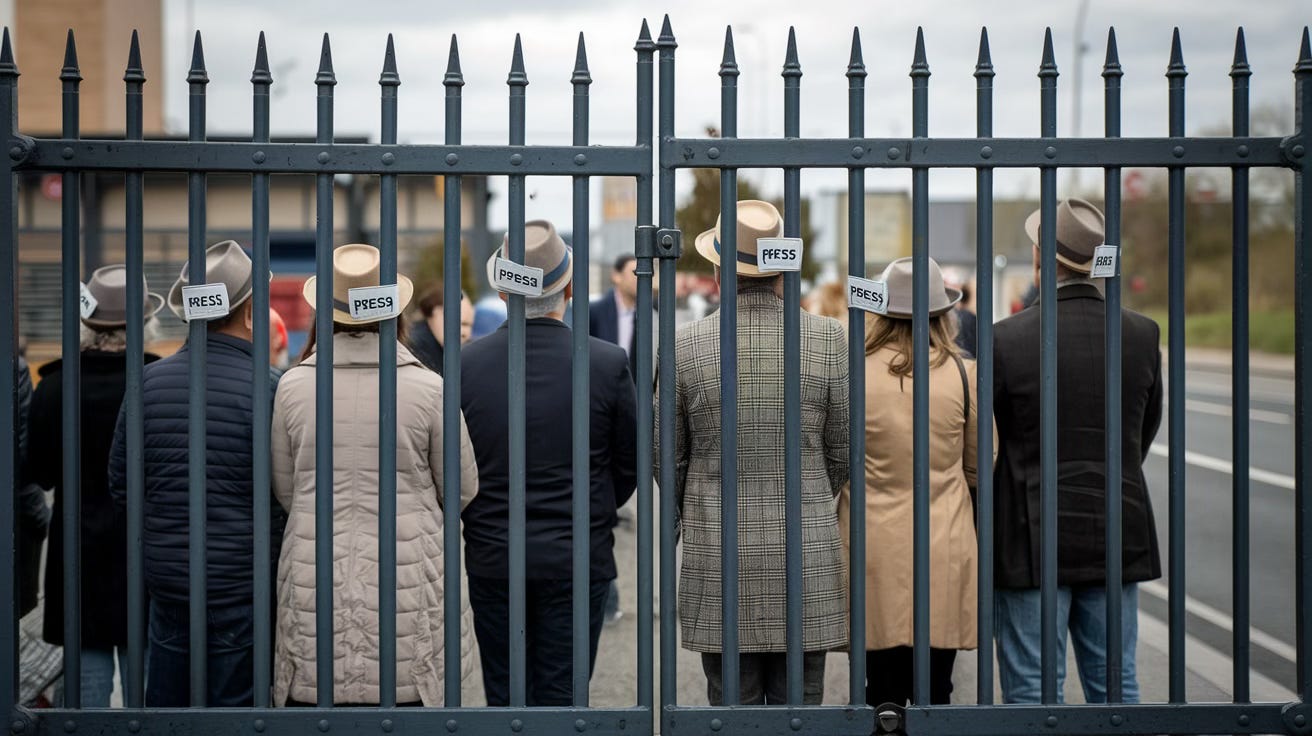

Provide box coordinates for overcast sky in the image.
[154,0,1306,232]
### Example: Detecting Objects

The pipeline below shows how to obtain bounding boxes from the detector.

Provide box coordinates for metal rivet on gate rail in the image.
[382,152,396,165]
[1294,145,1307,159]
[511,719,524,733]
[575,719,587,732]
[127,722,141,734]
[1238,714,1251,727]
[980,146,993,159]
[707,147,720,160]
[61,147,74,159]
[62,722,75,734]
[1044,146,1057,159]
[1045,716,1058,728]
[254,720,267,733]
[709,719,723,732]
[790,718,803,731]
[1237,145,1250,158]
[1173,145,1185,158]
[380,720,394,733]
[253,151,266,164]
[510,153,524,166]
[887,147,900,160]
[445,720,458,733]
[317,151,331,164]
[8,146,22,160]
[318,719,331,732]
[446,153,459,166]
[574,154,587,166]
[1297,714,1308,727]
[851,146,865,159]
[10,720,24,735]
[1110,714,1123,726]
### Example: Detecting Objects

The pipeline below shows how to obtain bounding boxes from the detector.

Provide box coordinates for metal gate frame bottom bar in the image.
[664,706,874,736]
[905,702,1306,736]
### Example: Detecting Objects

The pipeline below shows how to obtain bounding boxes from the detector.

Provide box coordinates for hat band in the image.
[541,249,571,286]
[1055,238,1093,264]
[713,238,759,266]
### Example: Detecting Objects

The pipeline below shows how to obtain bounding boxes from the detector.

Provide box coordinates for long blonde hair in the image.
[863,312,961,378]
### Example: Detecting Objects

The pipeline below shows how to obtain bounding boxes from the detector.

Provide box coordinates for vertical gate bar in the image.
[973,27,995,706]
[122,31,147,708]
[656,15,679,720]
[1293,26,1312,703]
[250,30,274,708]
[60,30,84,709]
[442,33,465,710]
[781,27,804,706]
[845,28,867,706]
[1166,29,1188,703]
[506,35,529,708]
[718,26,741,704]
[1228,28,1251,705]
[910,28,932,706]
[378,33,401,709]
[1102,27,1125,706]
[570,32,593,707]
[314,34,337,707]
[634,19,656,714]
[0,26,17,716]
[1037,29,1060,705]
[185,32,210,706]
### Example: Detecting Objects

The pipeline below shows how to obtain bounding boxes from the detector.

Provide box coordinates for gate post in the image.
[0,26,19,720]
[1294,24,1312,707]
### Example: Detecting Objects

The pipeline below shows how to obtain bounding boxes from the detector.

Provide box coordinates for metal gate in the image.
[1,14,1310,736]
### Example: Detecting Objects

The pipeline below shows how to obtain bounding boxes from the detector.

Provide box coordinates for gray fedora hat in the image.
[81,264,165,329]
[877,256,962,319]
[1024,197,1106,274]
[485,220,573,297]
[167,240,257,320]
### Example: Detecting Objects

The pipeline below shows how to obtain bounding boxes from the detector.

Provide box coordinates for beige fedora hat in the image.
[303,243,415,325]
[1024,197,1106,274]
[167,240,259,320]
[485,219,573,297]
[694,200,782,277]
[81,264,164,329]
[877,256,962,319]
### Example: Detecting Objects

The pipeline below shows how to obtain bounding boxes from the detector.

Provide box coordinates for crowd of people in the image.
[12,195,1162,711]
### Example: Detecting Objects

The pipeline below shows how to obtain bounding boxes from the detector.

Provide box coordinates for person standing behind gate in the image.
[29,266,163,707]
[992,198,1163,704]
[654,200,849,705]
[460,221,637,706]
[108,241,279,707]
[838,257,997,707]
[271,244,480,706]
[408,284,475,376]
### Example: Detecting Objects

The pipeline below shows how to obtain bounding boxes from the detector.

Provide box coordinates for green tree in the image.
[410,235,480,302]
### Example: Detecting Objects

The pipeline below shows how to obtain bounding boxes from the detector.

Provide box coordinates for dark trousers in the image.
[865,646,958,707]
[467,575,610,706]
[145,598,254,707]
[700,652,827,705]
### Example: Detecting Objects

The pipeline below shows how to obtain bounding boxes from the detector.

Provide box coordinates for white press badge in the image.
[180,283,230,322]
[347,284,402,321]
[78,282,98,319]
[493,257,545,297]
[1090,244,1120,279]
[756,237,803,272]
[848,275,888,315]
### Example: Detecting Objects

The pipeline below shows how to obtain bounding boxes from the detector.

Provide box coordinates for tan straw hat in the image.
[81,264,164,328]
[694,200,782,277]
[167,240,259,320]
[485,220,574,297]
[302,243,415,325]
[1024,197,1106,274]
[877,257,962,319]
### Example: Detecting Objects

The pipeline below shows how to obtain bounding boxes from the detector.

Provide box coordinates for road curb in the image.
[1178,348,1294,380]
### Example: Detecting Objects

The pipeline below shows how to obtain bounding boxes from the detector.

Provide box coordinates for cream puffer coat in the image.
[271,331,480,706]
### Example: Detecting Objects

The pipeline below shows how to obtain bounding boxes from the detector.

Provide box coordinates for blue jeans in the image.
[78,648,128,708]
[995,584,1140,704]
[146,598,254,707]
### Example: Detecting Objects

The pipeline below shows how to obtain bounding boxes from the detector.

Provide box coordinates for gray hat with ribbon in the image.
[877,256,962,319]
[167,240,257,320]
[1024,197,1106,274]
[485,220,574,297]
[81,264,164,329]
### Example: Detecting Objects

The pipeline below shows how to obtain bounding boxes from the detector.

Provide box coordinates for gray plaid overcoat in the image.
[654,287,850,653]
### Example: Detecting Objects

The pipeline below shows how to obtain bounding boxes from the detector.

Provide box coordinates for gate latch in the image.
[635,225,682,260]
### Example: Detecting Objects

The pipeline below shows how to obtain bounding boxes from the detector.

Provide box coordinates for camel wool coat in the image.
[838,344,997,651]
[272,332,480,706]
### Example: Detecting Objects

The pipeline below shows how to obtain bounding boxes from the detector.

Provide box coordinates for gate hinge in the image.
[874,704,905,736]
[8,706,34,736]
[1283,701,1312,736]
[1280,134,1307,169]
[6,134,35,167]
[636,225,682,260]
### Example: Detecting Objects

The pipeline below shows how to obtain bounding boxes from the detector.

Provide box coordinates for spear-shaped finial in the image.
[720,25,738,77]
[0,27,14,78]
[123,29,144,84]
[1167,27,1187,78]
[61,30,82,83]
[657,15,677,49]
[910,26,929,78]
[846,27,866,79]
[974,27,993,79]
[635,19,655,53]
[572,32,591,85]
[1231,28,1250,79]
[782,26,801,79]
[251,31,272,85]
[444,34,464,87]
[1039,27,1058,78]
[508,33,528,87]
[316,33,336,86]
[1103,27,1122,79]
[187,30,208,85]
[1295,26,1311,74]
[380,33,399,87]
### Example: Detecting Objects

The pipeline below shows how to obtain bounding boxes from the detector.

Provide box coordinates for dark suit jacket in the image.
[992,282,1163,589]
[589,289,622,345]
[407,319,445,376]
[460,318,638,581]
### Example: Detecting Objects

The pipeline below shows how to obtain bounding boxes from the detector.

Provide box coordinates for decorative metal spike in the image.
[1297,26,1312,74]
[61,29,82,83]
[974,27,993,79]
[1167,27,1187,78]
[1039,27,1058,78]
[1103,27,1122,79]
[911,26,930,78]
[635,19,655,52]
[316,33,336,86]
[846,27,866,79]
[1231,28,1250,79]
[444,34,464,87]
[380,33,400,87]
[251,31,272,85]
[508,33,528,87]
[124,29,145,84]
[782,27,801,79]
[657,15,677,49]
[0,27,15,77]
[187,30,208,85]
[572,33,591,85]
[719,26,738,77]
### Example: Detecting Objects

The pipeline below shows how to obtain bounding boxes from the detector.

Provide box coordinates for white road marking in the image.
[1148,444,1296,491]
[1183,398,1292,426]
[1139,580,1298,665]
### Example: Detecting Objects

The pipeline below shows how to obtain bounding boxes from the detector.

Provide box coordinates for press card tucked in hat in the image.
[303,243,414,325]
[168,240,260,321]
[756,237,803,272]
[78,283,98,319]
[180,282,231,321]
[485,219,572,297]
[848,275,888,314]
